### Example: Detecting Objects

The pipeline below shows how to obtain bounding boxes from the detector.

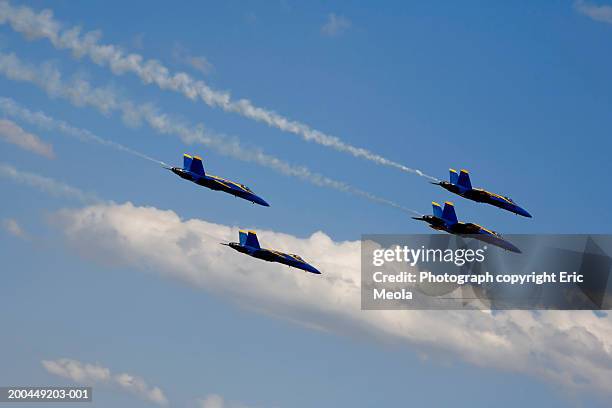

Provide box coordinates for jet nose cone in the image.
[516,207,532,218]
[248,193,269,206]
[510,245,522,254]
[504,241,522,254]
[255,196,270,207]
[306,265,321,274]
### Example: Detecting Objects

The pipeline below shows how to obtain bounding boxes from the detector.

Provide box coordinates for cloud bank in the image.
[53,202,612,395]
[42,358,168,406]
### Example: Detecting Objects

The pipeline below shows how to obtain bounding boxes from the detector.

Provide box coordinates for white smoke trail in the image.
[0,96,165,166]
[0,1,438,182]
[0,52,420,215]
[0,117,54,158]
[0,162,99,202]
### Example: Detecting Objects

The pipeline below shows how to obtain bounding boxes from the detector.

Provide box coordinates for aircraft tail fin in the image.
[183,154,205,175]
[432,202,443,219]
[449,168,459,184]
[245,230,260,249]
[239,230,248,246]
[457,169,472,189]
[442,202,458,224]
[183,154,193,171]
[239,229,260,248]
[190,155,205,175]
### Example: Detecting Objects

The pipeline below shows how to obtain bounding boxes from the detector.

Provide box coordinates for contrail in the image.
[0,96,166,167]
[0,117,55,158]
[0,1,438,182]
[0,162,99,203]
[0,52,420,215]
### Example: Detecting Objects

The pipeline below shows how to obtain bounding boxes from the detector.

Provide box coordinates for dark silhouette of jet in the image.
[432,169,531,217]
[412,201,521,253]
[222,230,321,274]
[167,154,269,206]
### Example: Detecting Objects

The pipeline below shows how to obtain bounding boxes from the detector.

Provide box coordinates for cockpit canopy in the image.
[485,228,502,237]
[240,184,253,192]
[290,254,304,262]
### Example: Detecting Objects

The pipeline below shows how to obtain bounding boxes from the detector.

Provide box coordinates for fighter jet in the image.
[166,154,269,206]
[412,201,521,253]
[431,169,531,218]
[222,230,321,274]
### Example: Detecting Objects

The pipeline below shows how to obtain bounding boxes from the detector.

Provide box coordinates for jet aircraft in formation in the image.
[431,169,531,217]
[167,154,320,273]
[222,230,321,274]
[412,201,521,253]
[166,154,532,274]
[167,154,270,207]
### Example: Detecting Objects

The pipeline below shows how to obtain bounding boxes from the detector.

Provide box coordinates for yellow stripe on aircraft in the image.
[474,223,498,236]
[209,175,250,192]
[474,188,513,204]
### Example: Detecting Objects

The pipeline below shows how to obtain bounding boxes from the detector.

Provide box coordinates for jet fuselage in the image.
[227,242,321,274]
[414,215,521,253]
[172,167,269,207]
[437,181,531,218]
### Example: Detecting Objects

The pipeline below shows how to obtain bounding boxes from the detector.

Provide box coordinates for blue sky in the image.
[1,1,611,407]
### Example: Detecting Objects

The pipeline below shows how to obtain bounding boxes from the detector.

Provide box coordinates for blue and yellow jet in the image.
[412,201,521,253]
[222,230,321,274]
[432,169,532,218]
[167,154,270,207]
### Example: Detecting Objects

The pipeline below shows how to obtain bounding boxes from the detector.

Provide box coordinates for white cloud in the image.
[52,202,612,395]
[320,13,352,37]
[2,218,27,239]
[0,118,54,158]
[575,1,612,24]
[199,394,225,408]
[0,162,99,203]
[42,359,110,383]
[42,359,168,406]
[0,1,436,180]
[173,43,214,75]
[197,393,248,408]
